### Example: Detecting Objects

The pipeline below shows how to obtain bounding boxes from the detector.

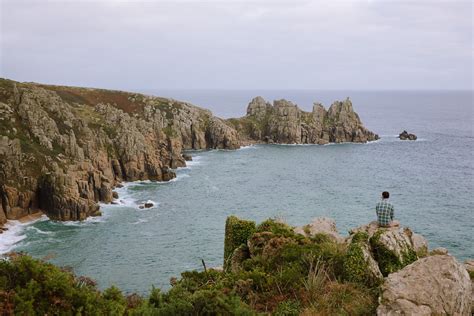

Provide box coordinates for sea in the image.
[1,90,473,294]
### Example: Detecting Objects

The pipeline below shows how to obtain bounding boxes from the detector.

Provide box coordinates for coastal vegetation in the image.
[2,216,470,315]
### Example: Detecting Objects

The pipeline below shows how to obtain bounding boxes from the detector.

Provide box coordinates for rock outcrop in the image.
[228,96,378,144]
[399,130,417,140]
[0,79,239,224]
[294,217,344,243]
[377,255,472,315]
[223,216,472,315]
[348,221,426,276]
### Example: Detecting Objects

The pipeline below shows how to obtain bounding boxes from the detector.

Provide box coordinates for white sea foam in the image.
[137,200,159,209]
[59,213,108,226]
[131,218,149,225]
[26,226,54,235]
[170,173,190,182]
[239,145,258,150]
[185,155,202,166]
[0,215,48,255]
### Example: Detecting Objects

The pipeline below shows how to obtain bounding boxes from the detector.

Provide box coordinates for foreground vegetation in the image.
[0,218,386,315]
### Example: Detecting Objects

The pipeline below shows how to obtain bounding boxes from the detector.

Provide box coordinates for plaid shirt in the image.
[376,199,394,226]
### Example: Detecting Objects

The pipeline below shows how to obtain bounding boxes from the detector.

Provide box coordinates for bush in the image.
[0,253,125,315]
[224,216,256,269]
[0,216,383,315]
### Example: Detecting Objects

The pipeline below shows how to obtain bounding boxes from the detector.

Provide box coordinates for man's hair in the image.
[382,191,390,199]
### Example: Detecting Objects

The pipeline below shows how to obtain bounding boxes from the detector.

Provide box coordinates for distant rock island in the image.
[399,130,417,140]
[229,96,379,145]
[0,79,378,225]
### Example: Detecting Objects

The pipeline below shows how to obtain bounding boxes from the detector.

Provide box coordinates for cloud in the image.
[0,0,472,89]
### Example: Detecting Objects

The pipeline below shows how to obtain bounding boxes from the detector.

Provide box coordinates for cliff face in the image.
[0,79,239,223]
[0,80,379,225]
[229,96,379,144]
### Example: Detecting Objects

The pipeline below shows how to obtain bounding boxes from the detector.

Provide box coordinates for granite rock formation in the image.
[348,221,426,276]
[0,79,238,224]
[294,217,344,243]
[228,96,378,144]
[225,216,473,314]
[0,79,379,226]
[377,255,472,315]
[399,130,417,140]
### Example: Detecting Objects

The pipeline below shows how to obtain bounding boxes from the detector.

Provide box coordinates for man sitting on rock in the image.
[376,191,400,227]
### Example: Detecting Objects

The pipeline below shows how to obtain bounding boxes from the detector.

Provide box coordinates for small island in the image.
[399,130,417,140]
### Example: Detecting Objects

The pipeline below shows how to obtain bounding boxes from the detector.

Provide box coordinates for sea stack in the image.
[399,130,417,140]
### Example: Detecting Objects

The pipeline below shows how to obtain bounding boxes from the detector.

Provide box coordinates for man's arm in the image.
[390,205,394,221]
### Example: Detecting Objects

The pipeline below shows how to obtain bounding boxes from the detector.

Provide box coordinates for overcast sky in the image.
[0,0,472,90]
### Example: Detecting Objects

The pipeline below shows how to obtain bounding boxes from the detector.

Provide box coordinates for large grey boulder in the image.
[465,260,474,315]
[294,217,344,242]
[377,255,472,315]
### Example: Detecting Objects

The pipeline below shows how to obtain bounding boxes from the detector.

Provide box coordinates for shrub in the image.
[224,216,256,269]
[302,281,378,316]
[274,299,301,316]
[0,254,126,315]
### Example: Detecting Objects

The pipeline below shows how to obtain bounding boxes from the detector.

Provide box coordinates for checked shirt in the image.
[376,199,394,226]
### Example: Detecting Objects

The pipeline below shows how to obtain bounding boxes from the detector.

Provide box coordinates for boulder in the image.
[348,220,381,238]
[144,202,154,208]
[377,255,472,315]
[294,217,344,243]
[369,229,418,276]
[182,154,192,161]
[430,247,448,255]
[349,223,426,276]
[404,228,428,257]
[399,130,417,140]
[465,259,474,314]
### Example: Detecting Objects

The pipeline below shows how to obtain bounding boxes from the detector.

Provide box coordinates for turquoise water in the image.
[3,90,473,294]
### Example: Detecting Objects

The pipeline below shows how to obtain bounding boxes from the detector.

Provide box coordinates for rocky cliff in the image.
[228,96,379,144]
[0,79,379,226]
[0,79,239,224]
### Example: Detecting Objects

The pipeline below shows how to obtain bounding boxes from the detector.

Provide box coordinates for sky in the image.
[0,0,472,90]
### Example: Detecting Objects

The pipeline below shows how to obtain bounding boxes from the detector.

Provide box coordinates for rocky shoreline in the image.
[0,78,379,227]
